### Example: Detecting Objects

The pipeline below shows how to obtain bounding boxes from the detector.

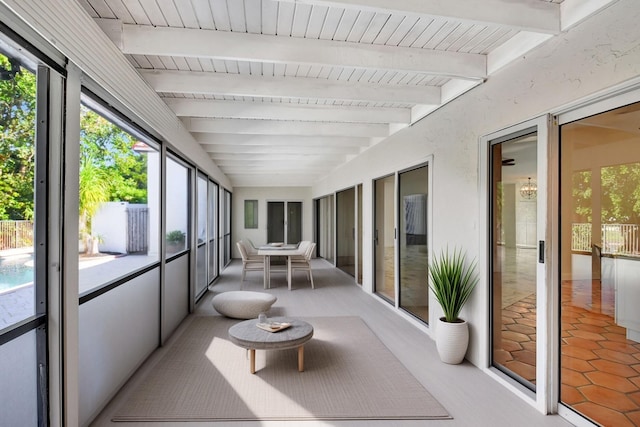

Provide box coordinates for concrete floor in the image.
[90,259,574,427]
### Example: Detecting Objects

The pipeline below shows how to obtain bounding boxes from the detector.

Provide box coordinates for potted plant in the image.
[166,230,186,254]
[429,247,479,364]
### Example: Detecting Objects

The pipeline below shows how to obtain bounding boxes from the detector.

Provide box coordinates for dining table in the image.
[257,244,306,290]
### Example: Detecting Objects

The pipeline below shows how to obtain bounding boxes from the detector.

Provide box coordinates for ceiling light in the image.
[520,177,537,200]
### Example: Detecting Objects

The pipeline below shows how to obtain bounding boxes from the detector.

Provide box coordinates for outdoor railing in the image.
[572,223,640,255]
[0,220,34,250]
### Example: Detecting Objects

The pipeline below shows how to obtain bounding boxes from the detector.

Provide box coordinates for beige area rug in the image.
[113,316,451,422]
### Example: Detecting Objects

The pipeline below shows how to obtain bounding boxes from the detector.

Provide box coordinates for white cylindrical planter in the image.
[436,317,469,364]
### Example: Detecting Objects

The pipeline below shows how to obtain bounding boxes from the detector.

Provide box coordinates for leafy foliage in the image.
[166,230,185,243]
[79,106,148,205]
[429,247,478,323]
[78,106,149,253]
[0,53,149,233]
[0,54,36,220]
[79,153,110,237]
[572,165,640,225]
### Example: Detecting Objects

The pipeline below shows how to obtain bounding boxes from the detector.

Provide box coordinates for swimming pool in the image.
[0,254,34,292]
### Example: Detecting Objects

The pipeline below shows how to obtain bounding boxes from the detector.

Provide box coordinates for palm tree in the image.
[79,154,109,255]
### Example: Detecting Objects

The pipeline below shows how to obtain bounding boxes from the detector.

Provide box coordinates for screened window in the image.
[196,174,207,298]
[78,96,160,295]
[165,156,189,257]
[208,180,218,282]
[0,48,47,427]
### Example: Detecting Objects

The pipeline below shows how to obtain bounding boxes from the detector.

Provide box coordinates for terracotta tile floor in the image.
[496,281,640,426]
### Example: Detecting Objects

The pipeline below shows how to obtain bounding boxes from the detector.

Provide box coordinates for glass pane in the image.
[560,102,640,426]
[287,202,302,244]
[267,202,285,243]
[78,101,159,294]
[374,175,395,303]
[399,166,429,323]
[165,157,188,257]
[208,181,218,282]
[337,188,355,277]
[196,175,207,296]
[316,196,334,263]
[0,54,36,326]
[491,132,538,389]
[224,190,231,265]
[196,244,206,297]
[197,175,207,245]
[357,184,363,284]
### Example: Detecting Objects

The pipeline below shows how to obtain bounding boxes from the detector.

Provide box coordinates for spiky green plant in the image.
[429,247,479,323]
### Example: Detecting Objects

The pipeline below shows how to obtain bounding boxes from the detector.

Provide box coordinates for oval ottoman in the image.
[212,291,277,319]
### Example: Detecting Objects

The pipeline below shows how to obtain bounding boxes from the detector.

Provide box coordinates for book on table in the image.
[256,321,291,332]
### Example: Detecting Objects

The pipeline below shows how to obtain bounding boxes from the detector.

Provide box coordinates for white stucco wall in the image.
[92,202,129,254]
[311,0,640,367]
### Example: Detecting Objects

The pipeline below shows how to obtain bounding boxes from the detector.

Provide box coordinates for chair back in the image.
[297,240,310,253]
[236,241,249,261]
[305,242,316,261]
[244,238,259,255]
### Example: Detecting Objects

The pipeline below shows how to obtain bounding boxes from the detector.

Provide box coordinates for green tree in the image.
[78,106,148,254]
[79,153,110,254]
[80,107,147,204]
[0,54,36,220]
[601,163,640,224]
[572,170,592,223]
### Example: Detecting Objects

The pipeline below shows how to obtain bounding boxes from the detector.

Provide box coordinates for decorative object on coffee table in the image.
[228,317,313,374]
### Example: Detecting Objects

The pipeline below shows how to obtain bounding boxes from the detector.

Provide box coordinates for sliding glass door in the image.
[559,101,640,426]
[398,165,429,322]
[315,195,334,263]
[357,184,363,284]
[489,123,547,394]
[337,187,355,277]
[374,175,395,303]
[267,201,302,244]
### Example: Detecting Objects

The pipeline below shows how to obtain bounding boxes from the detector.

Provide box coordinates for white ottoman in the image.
[212,291,277,319]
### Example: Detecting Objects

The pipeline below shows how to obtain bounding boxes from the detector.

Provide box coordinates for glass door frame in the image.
[398,163,430,324]
[555,85,640,425]
[373,173,397,304]
[480,115,556,415]
[336,186,356,277]
[267,200,303,244]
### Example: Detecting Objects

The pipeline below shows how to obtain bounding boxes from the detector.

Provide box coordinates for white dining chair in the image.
[290,242,316,289]
[237,241,265,284]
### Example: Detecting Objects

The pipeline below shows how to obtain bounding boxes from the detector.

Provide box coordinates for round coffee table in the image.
[228,317,314,374]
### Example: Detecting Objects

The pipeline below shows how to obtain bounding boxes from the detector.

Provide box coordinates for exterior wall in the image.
[93,202,129,254]
[232,187,313,258]
[312,0,640,366]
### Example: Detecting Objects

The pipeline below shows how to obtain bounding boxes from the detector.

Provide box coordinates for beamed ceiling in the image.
[78,0,616,187]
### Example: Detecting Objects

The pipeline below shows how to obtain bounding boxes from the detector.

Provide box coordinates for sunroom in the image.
[1,1,640,426]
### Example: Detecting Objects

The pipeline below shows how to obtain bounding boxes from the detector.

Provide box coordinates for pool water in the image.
[0,254,34,292]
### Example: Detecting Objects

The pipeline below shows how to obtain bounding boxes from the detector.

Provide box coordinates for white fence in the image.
[572,223,640,255]
[0,220,34,250]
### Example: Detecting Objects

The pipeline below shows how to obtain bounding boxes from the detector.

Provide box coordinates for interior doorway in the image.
[267,201,302,244]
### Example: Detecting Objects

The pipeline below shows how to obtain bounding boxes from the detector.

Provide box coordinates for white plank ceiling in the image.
[77,0,615,187]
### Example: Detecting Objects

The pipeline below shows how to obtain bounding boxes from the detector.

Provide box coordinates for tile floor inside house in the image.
[495,251,640,426]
